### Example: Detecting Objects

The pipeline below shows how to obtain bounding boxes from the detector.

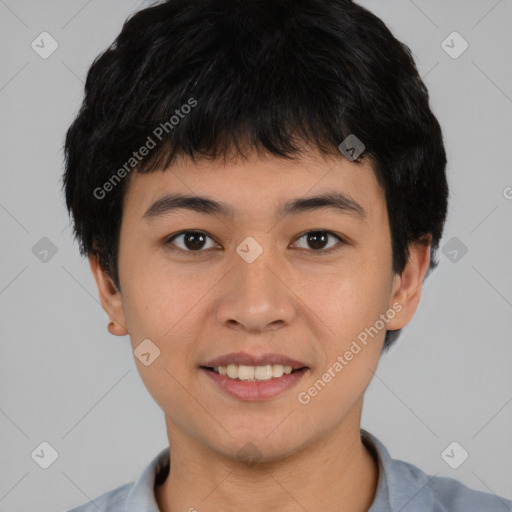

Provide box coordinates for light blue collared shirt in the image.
[66,429,512,511]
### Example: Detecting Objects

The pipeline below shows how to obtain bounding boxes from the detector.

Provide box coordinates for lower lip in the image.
[200,367,308,401]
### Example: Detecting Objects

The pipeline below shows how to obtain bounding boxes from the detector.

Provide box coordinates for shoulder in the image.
[392,458,512,511]
[63,446,170,512]
[362,429,512,512]
[64,482,132,512]
[428,469,512,512]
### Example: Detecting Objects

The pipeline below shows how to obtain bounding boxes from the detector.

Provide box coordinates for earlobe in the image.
[107,320,127,336]
[386,236,432,331]
[88,253,128,336]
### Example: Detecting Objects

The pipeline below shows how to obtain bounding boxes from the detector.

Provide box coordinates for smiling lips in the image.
[212,363,296,381]
[201,351,308,381]
[201,365,309,401]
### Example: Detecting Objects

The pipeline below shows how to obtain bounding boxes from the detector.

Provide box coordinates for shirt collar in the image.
[125,445,169,511]
[125,429,435,511]
[362,428,438,511]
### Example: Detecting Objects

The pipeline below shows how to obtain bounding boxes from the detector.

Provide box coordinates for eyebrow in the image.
[142,191,366,222]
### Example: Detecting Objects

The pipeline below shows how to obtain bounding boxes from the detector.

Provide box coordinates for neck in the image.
[155,409,378,512]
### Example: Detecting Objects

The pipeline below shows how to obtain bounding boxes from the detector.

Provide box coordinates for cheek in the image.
[118,240,193,337]
[313,259,391,335]
[122,279,197,349]
[306,248,392,384]
[120,264,222,384]
[299,270,388,417]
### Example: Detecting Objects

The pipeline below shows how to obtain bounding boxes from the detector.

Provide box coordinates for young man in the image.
[62,0,512,510]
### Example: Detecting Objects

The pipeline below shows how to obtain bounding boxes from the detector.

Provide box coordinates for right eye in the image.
[165,231,220,256]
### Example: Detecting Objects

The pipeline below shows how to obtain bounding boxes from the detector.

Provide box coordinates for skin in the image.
[89,147,431,512]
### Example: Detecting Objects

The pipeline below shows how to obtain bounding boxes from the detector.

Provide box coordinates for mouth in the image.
[200,364,307,381]
[199,356,310,401]
[200,352,309,382]
[199,352,309,400]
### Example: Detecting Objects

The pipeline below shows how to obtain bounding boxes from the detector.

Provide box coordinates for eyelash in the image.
[164,230,347,257]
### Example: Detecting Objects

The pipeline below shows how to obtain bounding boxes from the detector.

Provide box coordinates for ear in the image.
[88,253,128,336]
[386,235,432,331]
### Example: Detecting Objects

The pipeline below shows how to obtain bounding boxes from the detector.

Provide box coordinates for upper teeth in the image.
[215,364,295,380]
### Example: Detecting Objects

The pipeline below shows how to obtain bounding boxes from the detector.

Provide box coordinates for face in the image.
[91,148,430,462]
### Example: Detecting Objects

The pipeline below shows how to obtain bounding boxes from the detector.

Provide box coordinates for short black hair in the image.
[62,0,449,353]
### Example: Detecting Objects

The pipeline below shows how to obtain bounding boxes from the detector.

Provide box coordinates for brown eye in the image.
[293,231,345,253]
[166,231,217,253]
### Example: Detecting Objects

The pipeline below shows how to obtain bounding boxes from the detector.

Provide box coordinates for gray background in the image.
[1,0,511,510]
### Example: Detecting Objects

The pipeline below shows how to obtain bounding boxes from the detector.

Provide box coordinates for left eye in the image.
[292,231,344,252]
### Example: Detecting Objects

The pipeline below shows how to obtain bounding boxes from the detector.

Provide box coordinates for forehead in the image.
[122,150,385,223]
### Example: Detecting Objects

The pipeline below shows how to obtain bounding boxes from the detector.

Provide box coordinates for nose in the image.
[214,245,297,334]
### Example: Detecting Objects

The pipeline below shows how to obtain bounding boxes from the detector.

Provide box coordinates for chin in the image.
[213,432,307,465]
